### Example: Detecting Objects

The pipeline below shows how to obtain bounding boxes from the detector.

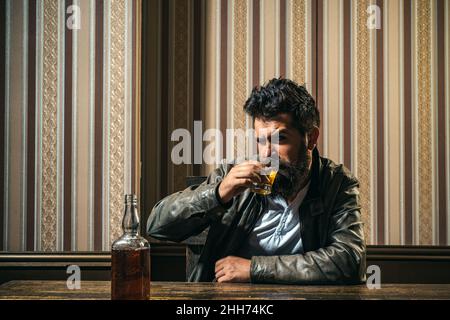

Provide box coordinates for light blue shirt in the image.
[238,182,310,258]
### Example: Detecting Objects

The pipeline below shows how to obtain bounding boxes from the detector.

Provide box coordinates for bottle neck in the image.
[122,195,140,236]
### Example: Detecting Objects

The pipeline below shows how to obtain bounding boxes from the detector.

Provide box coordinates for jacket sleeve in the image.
[250,175,366,285]
[146,165,233,242]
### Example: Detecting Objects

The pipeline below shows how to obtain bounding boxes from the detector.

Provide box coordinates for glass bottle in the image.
[111,194,151,300]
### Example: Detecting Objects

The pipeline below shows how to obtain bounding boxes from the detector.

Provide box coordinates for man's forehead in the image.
[254,114,294,133]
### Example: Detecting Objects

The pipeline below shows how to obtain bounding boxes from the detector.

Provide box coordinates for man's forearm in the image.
[250,242,366,285]
[146,182,230,242]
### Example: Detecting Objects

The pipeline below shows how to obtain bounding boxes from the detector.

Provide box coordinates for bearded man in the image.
[147,78,366,284]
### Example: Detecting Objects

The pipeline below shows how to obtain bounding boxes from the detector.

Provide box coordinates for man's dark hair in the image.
[243,78,320,134]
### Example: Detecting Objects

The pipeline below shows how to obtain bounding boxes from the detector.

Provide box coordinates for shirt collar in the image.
[269,180,311,212]
[288,181,311,210]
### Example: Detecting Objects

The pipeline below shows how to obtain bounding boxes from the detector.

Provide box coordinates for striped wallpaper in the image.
[142,0,450,247]
[1,0,141,252]
[2,0,450,252]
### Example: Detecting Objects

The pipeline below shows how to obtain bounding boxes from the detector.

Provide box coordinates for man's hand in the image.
[214,256,251,283]
[218,161,265,204]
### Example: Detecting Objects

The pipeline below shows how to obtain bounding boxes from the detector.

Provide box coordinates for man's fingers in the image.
[232,162,265,173]
[233,172,261,182]
[215,269,226,280]
[235,160,261,166]
[230,178,252,187]
[235,162,264,169]
[236,178,255,188]
[217,275,231,283]
[215,258,226,273]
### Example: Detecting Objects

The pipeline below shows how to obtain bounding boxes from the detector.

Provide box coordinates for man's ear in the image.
[307,126,320,150]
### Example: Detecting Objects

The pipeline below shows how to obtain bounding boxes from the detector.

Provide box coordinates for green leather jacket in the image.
[147,148,366,284]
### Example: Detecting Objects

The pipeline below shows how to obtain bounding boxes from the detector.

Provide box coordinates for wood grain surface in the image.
[1,281,450,300]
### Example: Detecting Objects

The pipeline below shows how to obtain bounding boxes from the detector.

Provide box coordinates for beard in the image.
[271,144,311,199]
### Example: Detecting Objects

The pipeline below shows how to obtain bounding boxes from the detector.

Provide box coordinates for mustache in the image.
[272,161,297,182]
[271,153,310,198]
[276,159,307,177]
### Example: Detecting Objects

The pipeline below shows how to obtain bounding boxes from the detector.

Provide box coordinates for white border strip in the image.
[57,0,66,251]
[88,0,95,251]
[71,0,79,251]
[215,0,221,166]
[22,0,29,251]
[431,0,437,245]
[412,0,419,244]
[228,0,234,140]
[124,0,133,195]
[306,0,311,90]
[246,0,252,131]
[399,0,405,245]
[372,0,379,245]
[35,0,44,251]
[4,0,11,251]
[352,0,358,178]
[286,0,292,79]
[384,0,389,244]
[103,0,111,251]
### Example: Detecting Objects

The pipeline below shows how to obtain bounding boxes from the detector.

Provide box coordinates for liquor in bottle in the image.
[111,194,151,300]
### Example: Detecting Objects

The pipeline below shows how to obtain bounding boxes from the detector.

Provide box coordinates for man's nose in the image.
[262,143,272,158]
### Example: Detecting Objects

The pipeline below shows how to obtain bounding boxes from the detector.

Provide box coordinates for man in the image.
[147,78,366,284]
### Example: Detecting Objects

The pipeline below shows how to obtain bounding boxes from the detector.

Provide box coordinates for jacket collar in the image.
[301,147,325,216]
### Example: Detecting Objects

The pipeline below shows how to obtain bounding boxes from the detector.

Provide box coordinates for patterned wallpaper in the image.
[1,0,141,252]
[1,0,449,252]
[144,0,450,246]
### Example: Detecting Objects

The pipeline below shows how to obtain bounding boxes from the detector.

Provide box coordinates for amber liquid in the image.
[111,248,150,300]
[250,170,278,195]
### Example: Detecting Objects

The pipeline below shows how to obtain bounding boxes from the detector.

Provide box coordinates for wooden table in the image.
[1,281,450,300]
